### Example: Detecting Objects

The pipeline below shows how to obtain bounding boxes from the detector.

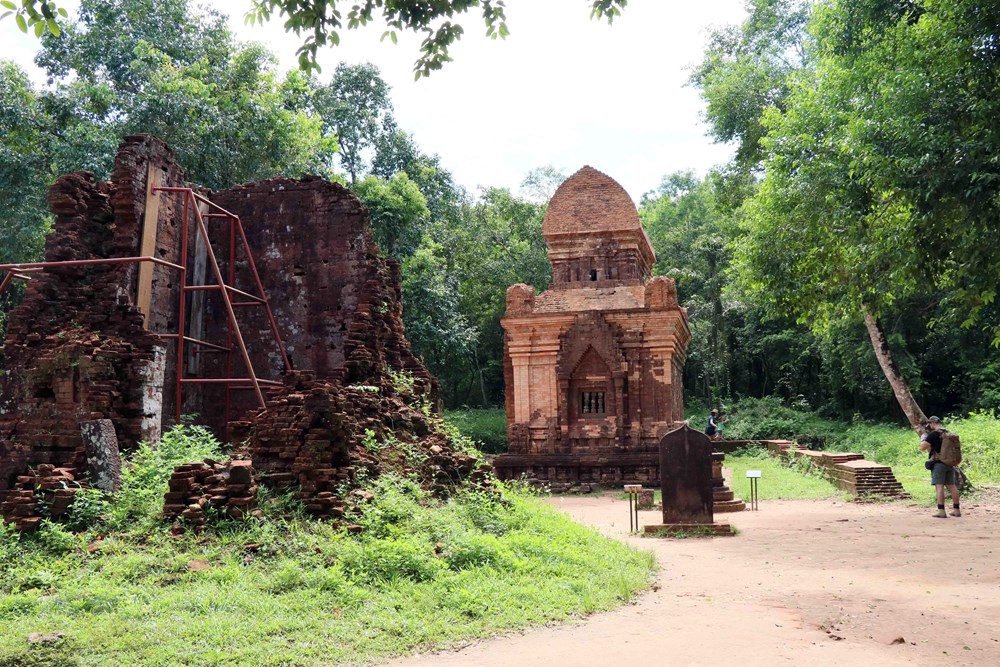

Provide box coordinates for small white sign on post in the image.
[746,470,762,478]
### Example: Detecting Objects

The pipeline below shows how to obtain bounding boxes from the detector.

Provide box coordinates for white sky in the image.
[5,0,746,202]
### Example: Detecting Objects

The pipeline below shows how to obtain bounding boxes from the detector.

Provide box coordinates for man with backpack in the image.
[919,416,961,518]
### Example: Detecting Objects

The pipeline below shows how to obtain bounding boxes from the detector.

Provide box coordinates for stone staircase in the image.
[759,440,910,499]
[823,459,910,497]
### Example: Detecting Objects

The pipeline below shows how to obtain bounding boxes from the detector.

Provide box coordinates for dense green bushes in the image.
[444,408,508,454]
[691,397,849,447]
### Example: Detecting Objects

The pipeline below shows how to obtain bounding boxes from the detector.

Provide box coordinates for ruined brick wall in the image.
[226,372,487,520]
[0,135,182,507]
[200,177,438,430]
[2,135,447,528]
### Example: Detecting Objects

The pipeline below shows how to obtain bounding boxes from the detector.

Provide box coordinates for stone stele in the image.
[645,424,735,536]
[80,419,121,493]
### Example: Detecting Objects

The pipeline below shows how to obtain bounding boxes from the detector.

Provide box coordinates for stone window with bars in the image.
[580,391,606,415]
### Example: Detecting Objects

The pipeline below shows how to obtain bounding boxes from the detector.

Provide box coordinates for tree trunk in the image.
[473,345,488,406]
[861,303,926,429]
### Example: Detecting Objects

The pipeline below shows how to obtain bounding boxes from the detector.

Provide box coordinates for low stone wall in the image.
[763,440,909,498]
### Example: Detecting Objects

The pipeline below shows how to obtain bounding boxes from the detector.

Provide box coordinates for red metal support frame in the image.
[0,187,292,433]
[153,186,292,426]
[175,191,189,423]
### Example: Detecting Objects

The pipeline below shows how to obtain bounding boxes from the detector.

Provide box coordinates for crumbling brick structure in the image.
[0,134,449,529]
[0,136,183,524]
[0,465,81,531]
[227,371,488,520]
[494,166,691,485]
[192,176,437,432]
[162,459,260,526]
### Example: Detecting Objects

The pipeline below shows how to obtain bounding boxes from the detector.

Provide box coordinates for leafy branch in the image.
[1,0,68,36]
[5,1,628,79]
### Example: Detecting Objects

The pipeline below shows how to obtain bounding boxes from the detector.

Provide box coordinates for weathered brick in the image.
[496,166,690,485]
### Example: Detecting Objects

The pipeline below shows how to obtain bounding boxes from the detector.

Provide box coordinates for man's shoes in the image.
[950,508,962,517]
[933,508,947,518]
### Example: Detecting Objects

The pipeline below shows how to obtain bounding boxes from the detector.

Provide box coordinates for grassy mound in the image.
[0,424,654,667]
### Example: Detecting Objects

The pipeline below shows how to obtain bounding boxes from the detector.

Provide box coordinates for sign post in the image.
[745,470,761,511]
[624,484,642,532]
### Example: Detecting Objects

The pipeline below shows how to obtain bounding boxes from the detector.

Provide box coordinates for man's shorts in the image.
[931,462,957,486]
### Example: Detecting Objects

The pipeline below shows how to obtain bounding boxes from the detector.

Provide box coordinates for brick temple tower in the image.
[493,166,690,485]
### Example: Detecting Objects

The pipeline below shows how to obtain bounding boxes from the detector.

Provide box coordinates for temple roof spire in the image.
[541,166,655,285]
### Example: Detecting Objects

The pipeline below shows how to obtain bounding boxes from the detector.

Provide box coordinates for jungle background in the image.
[3,0,1000,438]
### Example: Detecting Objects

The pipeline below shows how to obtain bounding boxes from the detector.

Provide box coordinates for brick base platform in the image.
[643,522,736,537]
[492,451,662,485]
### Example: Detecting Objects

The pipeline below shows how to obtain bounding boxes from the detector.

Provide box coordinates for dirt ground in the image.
[384,492,1000,667]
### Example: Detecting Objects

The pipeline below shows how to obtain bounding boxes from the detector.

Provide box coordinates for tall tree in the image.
[690,0,810,175]
[519,166,566,203]
[0,62,50,266]
[314,62,394,184]
[706,0,1000,427]
[352,172,430,260]
[641,172,736,401]
[19,0,334,190]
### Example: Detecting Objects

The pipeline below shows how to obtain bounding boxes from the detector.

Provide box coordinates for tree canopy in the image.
[4,0,630,77]
[691,0,1000,426]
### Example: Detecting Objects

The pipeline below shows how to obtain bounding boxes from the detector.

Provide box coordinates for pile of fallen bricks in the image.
[162,460,261,529]
[0,465,81,531]
[222,371,492,521]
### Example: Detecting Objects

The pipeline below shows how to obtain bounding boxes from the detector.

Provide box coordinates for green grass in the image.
[723,447,844,501]
[0,424,654,667]
[0,493,654,666]
[444,408,507,454]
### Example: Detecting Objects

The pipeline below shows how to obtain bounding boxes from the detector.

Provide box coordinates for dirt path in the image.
[383,494,1000,667]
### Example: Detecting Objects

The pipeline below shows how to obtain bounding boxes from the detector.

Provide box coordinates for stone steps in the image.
[785,447,909,499]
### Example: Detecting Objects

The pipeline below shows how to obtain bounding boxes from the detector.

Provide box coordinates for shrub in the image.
[351,475,427,537]
[443,532,510,570]
[63,488,109,531]
[445,409,507,454]
[706,397,848,446]
[262,560,350,594]
[35,521,76,555]
[455,489,519,536]
[339,537,445,584]
[17,569,58,591]
[107,423,223,529]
